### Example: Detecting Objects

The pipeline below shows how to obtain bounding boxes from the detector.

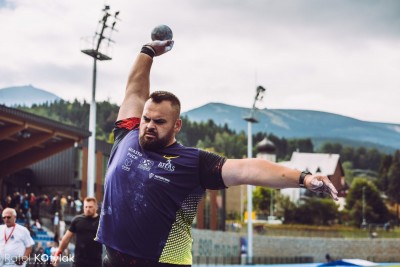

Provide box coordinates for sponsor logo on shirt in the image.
[127,148,143,159]
[149,173,170,184]
[157,155,179,172]
[122,148,143,171]
[122,158,133,171]
[138,158,154,171]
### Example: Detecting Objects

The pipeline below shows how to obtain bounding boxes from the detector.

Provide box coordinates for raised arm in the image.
[222,158,338,200]
[117,40,174,121]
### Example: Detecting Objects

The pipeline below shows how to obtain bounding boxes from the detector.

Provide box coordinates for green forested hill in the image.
[18,99,119,141]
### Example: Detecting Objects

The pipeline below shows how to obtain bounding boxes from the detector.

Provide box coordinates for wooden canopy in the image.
[0,105,90,178]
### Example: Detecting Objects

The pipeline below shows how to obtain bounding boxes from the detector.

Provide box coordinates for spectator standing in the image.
[10,192,21,209]
[34,219,43,231]
[0,208,35,267]
[59,196,67,218]
[52,212,60,239]
[74,199,82,214]
[1,196,12,210]
[25,208,32,226]
[32,242,46,267]
[50,195,60,215]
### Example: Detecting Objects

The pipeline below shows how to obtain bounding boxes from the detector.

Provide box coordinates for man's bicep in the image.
[117,96,145,121]
[221,159,247,187]
[63,230,75,241]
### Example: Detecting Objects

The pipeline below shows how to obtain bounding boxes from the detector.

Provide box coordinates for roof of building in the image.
[280,151,341,176]
[256,137,276,153]
[0,105,90,177]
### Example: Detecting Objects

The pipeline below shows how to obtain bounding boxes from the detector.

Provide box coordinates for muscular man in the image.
[54,197,102,267]
[95,39,338,267]
[0,208,34,267]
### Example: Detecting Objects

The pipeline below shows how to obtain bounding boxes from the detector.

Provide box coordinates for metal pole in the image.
[240,186,243,223]
[270,189,273,217]
[87,58,97,197]
[247,120,253,264]
[362,186,366,227]
[243,85,265,264]
[82,6,119,198]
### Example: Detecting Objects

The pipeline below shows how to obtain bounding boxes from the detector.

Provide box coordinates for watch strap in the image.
[299,171,312,188]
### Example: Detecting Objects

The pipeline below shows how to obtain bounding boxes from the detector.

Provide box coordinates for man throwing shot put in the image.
[95,34,338,267]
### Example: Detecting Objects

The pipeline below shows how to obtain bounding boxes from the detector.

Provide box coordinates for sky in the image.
[1,0,399,124]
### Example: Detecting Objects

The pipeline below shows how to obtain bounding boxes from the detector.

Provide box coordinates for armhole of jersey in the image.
[115,117,141,131]
[198,150,227,190]
[109,117,140,163]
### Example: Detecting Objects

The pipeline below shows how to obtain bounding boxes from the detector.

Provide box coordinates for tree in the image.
[288,138,314,153]
[293,197,339,225]
[342,161,354,185]
[252,187,272,214]
[386,150,400,223]
[277,194,297,224]
[345,177,390,226]
[377,154,393,192]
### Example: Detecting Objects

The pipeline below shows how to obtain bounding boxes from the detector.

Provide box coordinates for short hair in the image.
[149,91,181,116]
[84,197,97,204]
[2,208,17,217]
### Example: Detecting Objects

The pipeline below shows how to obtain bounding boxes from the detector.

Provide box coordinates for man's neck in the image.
[6,223,16,228]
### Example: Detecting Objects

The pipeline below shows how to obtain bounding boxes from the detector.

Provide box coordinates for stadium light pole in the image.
[81,5,119,197]
[361,186,367,228]
[243,85,266,264]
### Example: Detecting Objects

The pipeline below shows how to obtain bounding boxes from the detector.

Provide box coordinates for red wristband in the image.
[55,250,62,257]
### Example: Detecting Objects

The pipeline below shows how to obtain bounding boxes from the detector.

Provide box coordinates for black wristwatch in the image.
[299,171,312,188]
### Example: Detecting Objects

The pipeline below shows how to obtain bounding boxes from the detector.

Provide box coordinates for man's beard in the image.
[139,129,174,151]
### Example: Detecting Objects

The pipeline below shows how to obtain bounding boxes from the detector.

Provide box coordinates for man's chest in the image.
[74,219,98,234]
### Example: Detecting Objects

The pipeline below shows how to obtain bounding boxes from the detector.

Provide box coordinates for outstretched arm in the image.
[222,158,338,200]
[117,40,174,121]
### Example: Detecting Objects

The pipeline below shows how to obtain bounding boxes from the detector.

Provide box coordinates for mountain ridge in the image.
[2,86,398,153]
[182,102,400,153]
[0,85,62,107]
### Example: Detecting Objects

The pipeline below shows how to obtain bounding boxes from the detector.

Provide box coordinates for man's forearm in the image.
[57,231,73,254]
[24,246,32,257]
[57,238,69,253]
[223,158,300,188]
[117,53,153,121]
[222,158,339,200]
[125,53,153,97]
[117,40,174,121]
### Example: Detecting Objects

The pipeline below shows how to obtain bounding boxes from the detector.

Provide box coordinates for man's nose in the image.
[147,120,156,129]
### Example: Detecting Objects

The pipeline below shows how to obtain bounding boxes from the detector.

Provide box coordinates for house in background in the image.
[280,152,348,209]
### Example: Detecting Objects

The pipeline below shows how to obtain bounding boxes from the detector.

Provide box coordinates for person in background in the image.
[0,208,35,267]
[32,242,46,267]
[52,197,102,267]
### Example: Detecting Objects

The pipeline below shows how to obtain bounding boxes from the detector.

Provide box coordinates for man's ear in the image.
[174,119,182,133]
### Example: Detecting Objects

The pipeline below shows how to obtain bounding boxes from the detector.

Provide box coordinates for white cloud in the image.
[1,0,399,124]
